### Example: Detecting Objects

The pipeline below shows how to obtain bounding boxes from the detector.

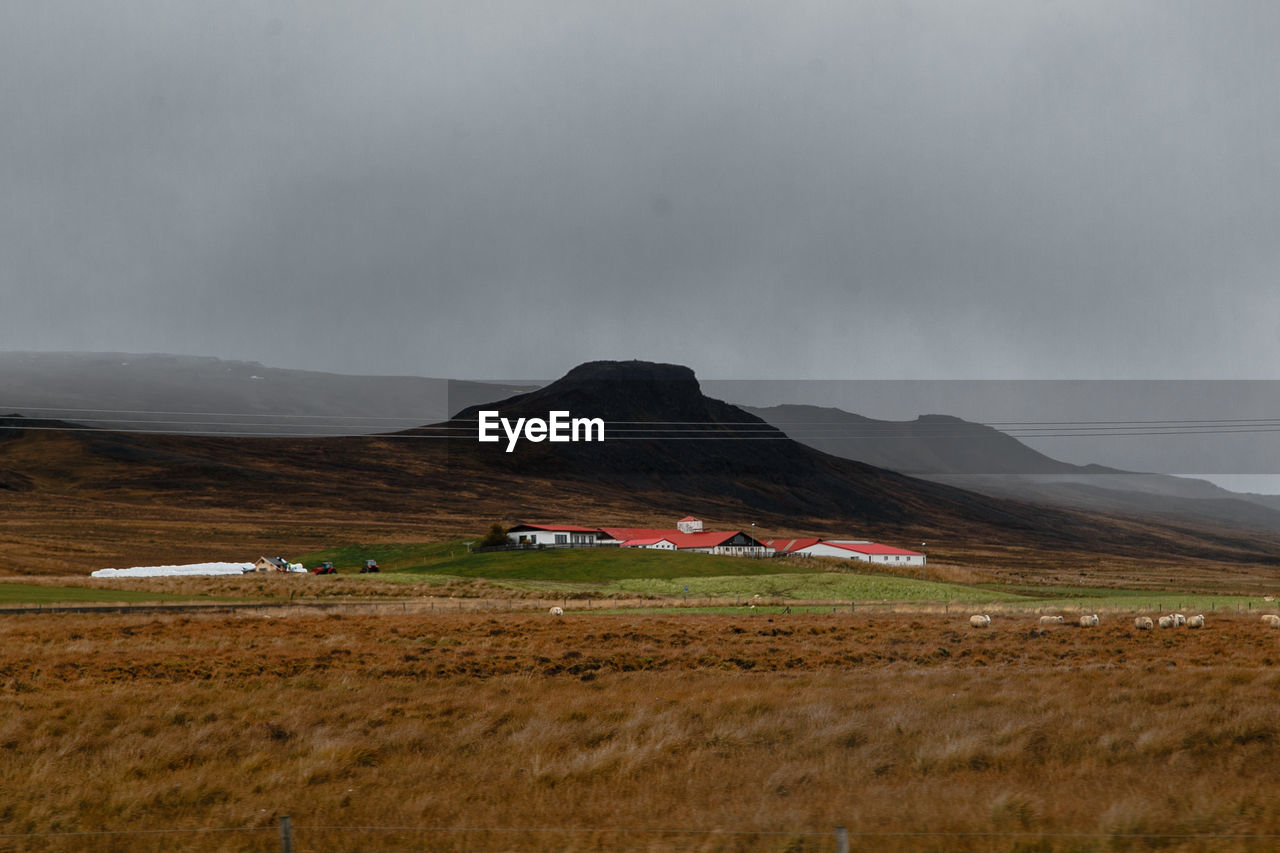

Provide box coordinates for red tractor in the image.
[312,561,337,575]
[360,559,380,574]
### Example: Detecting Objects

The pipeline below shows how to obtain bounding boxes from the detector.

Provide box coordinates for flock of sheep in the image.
[544,606,1280,627]
[967,612,1280,629]
[967,613,1100,628]
[1132,612,1204,629]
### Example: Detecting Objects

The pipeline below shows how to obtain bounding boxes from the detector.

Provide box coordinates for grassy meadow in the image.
[0,583,197,605]
[5,543,1280,852]
[5,543,1279,620]
[5,609,1280,852]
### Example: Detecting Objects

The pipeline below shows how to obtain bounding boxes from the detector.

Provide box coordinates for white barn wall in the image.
[794,543,925,565]
[507,529,599,546]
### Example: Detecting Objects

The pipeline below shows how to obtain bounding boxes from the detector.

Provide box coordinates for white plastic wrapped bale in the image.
[91,562,254,578]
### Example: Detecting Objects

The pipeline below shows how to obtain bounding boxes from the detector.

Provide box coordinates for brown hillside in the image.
[3,360,1280,575]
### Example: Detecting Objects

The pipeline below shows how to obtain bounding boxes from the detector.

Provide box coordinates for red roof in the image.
[600,527,760,550]
[666,531,742,549]
[763,538,822,554]
[678,516,699,522]
[620,537,675,546]
[823,542,924,557]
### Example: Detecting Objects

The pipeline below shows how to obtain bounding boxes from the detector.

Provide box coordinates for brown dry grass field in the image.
[5,608,1280,852]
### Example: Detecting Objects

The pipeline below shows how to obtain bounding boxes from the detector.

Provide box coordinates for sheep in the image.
[1134,616,1154,630]
[1187,614,1205,628]
[1261,614,1280,628]
[1158,615,1176,629]
[1172,613,1187,626]
[1039,615,1064,625]
[969,614,991,628]
[549,606,564,616]
[1079,614,1100,628]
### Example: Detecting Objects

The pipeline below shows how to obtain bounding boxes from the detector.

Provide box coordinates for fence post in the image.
[834,825,849,853]
[279,816,293,853]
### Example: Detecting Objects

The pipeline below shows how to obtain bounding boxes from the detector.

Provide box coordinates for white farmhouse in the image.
[505,524,609,547]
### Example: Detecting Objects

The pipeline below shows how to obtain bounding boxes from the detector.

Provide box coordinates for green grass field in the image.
[297,542,818,582]
[13,543,1264,612]
[291,542,1280,611]
[602,572,1026,603]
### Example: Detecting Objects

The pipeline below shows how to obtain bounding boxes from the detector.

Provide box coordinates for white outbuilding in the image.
[790,541,926,566]
[505,524,609,547]
[619,537,678,550]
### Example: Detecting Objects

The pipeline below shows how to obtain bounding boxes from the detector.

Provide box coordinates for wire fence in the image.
[0,594,1274,620]
[7,820,1280,852]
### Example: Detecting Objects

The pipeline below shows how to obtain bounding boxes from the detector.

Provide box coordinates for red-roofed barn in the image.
[791,540,925,565]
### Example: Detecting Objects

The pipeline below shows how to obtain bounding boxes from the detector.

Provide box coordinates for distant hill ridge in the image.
[0,351,533,433]
[744,403,1280,527]
[6,359,1280,571]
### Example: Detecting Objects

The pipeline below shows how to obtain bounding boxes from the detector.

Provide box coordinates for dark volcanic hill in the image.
[435,361,1280,559]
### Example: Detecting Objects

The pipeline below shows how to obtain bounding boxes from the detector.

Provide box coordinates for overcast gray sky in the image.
[2,1,1278,380]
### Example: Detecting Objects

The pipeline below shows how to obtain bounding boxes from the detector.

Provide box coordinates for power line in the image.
[11,403,1280,427]
[7,407,1280,440]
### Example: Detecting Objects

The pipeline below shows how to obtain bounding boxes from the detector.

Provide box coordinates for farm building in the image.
[667,530,769,557]
[505,524,610,547]
[762,538,825,555]
[502,519,920,564]
[600,525,771,557]
[619,537,678,550]
[253,556,291,573]
[790,541,925,565]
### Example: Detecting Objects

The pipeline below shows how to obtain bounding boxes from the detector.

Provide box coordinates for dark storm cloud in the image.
[2,1,1278,378]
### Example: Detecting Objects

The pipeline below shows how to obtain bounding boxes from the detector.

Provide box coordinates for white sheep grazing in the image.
[1039,615,1064,625]
[969,614,991,628]
[1173,613,1187,626]
[549,606,564,616]
[1134,616,1154,630]
[1261,614,1280,628]
[1158,615,1176,629]
[1079,614,1100,628]
[1187,614,1205,628]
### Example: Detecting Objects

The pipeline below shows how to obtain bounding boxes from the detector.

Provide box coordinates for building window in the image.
[555,534,567,544]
